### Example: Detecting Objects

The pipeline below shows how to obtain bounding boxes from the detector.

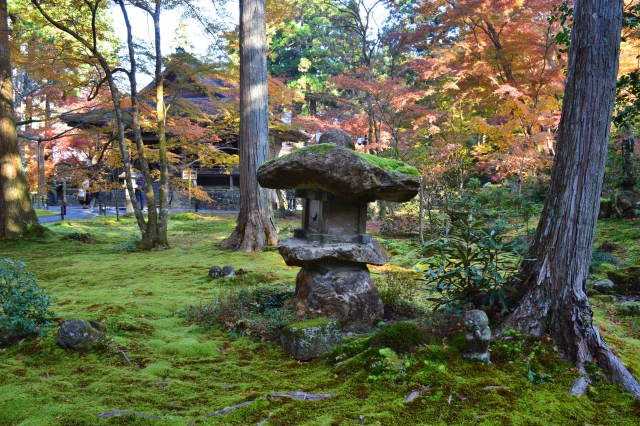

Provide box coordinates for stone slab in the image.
[257,144,419,202]
[278,237,388,267]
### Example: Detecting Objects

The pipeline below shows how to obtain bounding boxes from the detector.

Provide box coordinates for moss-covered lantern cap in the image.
[257,144,420,202]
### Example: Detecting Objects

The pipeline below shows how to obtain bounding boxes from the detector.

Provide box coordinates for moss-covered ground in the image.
[1,213,639,425]
[34,209,59,218]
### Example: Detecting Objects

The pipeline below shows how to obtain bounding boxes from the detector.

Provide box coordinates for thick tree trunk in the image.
[221,0,277,251]
[0,0,39,238]
[498,0,640,398]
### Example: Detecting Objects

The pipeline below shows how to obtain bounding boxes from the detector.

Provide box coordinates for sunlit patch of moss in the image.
[356,152,419,177]
[34,209,58,218]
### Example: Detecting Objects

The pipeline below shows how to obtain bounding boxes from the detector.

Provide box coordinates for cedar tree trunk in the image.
[221,0,277,251]
[0,0,39,238]
[498,0,640,397]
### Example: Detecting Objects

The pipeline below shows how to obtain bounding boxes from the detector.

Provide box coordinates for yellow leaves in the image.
[298,58,312,73]
[443,81,460,91]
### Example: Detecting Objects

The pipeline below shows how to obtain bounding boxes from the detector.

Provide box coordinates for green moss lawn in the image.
[1,213,639,425]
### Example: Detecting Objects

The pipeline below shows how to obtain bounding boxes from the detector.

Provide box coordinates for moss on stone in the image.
[260,143,419,178]
[284,317,336,330]
[356,152,420,177]
[260,143,335,168]
[281,318,341,360]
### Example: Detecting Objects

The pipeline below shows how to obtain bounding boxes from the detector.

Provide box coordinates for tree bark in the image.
[118,1,158,246]
[0,0,39,238]
[152,2,169,248]
[30,0,147,241]
[221,0,277,251]
[498,0,640,398]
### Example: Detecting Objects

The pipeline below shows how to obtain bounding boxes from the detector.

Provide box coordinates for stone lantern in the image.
[258,144,419,330]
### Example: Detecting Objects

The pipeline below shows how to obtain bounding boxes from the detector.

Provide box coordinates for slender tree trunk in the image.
[221,0,277,251]
[0,0,39,238]
[153,3,169,247]
[498,0,640,398]
[419,174,424,245]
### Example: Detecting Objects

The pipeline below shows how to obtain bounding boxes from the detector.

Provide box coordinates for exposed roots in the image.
[496,281,640,399]
[221,213,278,252]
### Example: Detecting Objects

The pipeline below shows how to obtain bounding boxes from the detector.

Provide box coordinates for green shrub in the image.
[370,322,427,354]
[376,270,426,320]
[420,219,523,312]
[0,259,55,346]
[185,286,295,340]
[467,178,482,189]
[590,248,618,273]
[110,235,141,252]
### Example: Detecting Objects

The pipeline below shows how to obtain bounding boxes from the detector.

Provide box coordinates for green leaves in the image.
[420,219,523,312]
[0,258,55,346]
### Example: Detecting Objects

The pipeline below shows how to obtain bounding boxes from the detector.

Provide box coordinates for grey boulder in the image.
[222,265,236,278]
[592,279,615,294]
[57,319,108,349]
[288,266,384,331]
[280,318,342,361]
[318,129,354,149]
[209,266,223,279]
[613,189,640,218]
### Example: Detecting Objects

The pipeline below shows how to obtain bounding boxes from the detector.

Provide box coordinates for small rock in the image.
[318,129,354,149]
[222,265,235,278]
[206,401,253,417]
[614,301,640,316]
[269,391,335,400]
[57,319,108,349]
[569,377,589,396]
[405,386,429,402]
[281,318,342,361]
[592,279,615,294]
[209,266,223,279]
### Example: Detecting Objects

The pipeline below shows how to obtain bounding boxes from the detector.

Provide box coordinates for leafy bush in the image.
[185,286,296,340]
[467,177,482,189]
[420,219,524,311]
[110,235,141,252]
[0,259,55,346]
[590,247,618,273]
[376,270,426,320]
[370,322,427,354]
